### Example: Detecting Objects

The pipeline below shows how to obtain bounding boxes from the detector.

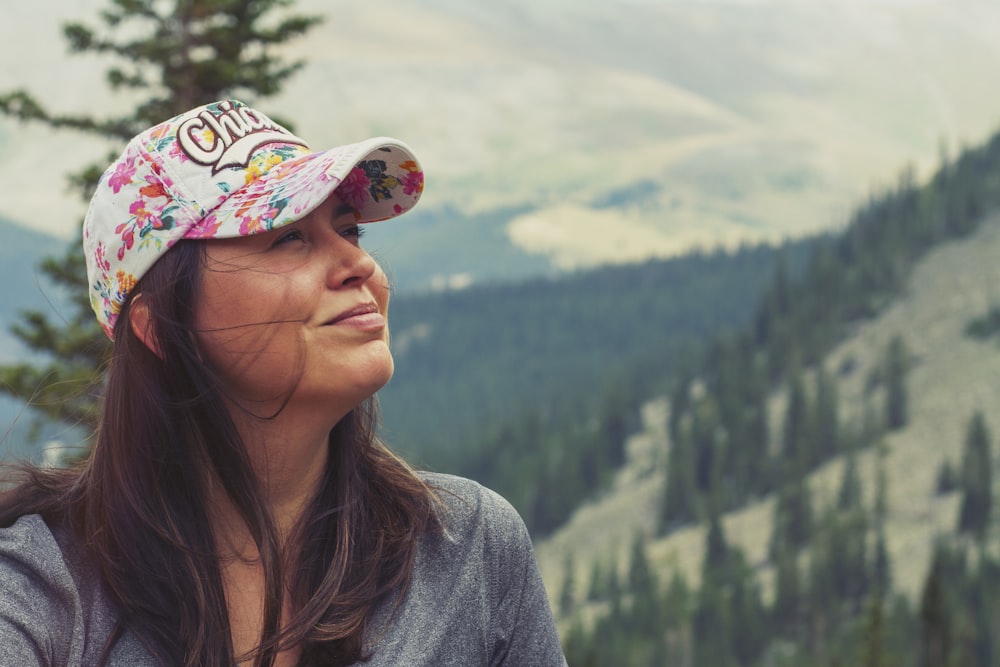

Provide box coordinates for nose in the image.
[325,232,378,289]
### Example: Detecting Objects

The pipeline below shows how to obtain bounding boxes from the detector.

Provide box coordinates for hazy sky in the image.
[3,0,1000,270]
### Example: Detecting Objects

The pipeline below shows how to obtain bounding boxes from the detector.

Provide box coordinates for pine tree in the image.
[920,546,951,667]
[873,441,889,527]
[586,559,604,602]
[813,364,840,463]
[958,411,993,541]
[627,532,661,637]
[661,399,698,531]
[0,0,321,440]
[728,549,768,665]
[772,542,802,635]
[770,472,814,557]
[559,554,577,618]
[837,439,863,511]
[862,593,887,667]
[884,336,909,431]
[663,568,691,629]
[872,528,891,598]
[607,553,624,621]
[782,371,810,467]
[562,615,594,667]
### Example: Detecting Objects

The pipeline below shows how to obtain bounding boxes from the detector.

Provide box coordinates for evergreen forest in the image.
[552,123,1000,665]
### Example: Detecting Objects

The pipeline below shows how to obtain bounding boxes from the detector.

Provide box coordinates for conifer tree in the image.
[873,442,889,527]
[662,568,691,629]
[561,616,594,667]
[728,549,768,665]
[920,546,952,667]
[0,0,321,438]
[770,472,814,557]
[693,494,733,665]
[559,554,577,618]
[884,336,910,431]
[661,399,697,531]
[813,364,840,462]
[872,528,891,597]
[586,559,604,602]
[771,543,802,635]
[837,439,863,511]
[627,532,661,637]
[607,553,623,621]
[958,411,993,540]
[862,593,887,667]
[704,492,729,574]
[692,396,722,495]
[782,371,810,466]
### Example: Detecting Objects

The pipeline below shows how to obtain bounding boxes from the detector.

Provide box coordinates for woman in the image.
[0,100,566,666]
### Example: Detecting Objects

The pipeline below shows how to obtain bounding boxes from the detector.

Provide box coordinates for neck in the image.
[210,400,340,552]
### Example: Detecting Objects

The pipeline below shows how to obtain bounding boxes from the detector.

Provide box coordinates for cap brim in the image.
[183,137,423,240]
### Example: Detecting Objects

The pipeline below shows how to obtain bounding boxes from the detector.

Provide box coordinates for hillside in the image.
[380,240,816,468]
[535,207,1000,619]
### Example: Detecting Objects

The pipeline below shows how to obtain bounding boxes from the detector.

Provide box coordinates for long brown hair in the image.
[0,240,439,666]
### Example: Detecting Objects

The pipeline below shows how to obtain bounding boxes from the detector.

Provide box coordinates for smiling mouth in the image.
[324,303,383,327]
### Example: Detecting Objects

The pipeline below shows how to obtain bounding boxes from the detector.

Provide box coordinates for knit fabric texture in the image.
[0,473,567,666]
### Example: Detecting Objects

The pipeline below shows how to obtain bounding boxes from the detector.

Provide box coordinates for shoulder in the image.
[0,514,151,665]
[413,472,538,609]
[418,471,532,551]
[0,514,75,605]
[406,473,567,666]
[0,514,82,663]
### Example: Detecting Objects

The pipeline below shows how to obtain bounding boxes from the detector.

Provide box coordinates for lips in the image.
[324,302,381,326]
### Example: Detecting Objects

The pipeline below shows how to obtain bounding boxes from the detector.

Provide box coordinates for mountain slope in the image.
[535,207,1000,610]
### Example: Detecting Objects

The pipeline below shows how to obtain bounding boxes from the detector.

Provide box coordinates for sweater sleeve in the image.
[0,515,83,667]
[481,487,567,667]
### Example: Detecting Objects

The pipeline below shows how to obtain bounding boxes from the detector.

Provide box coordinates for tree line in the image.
[555,107,1000,666]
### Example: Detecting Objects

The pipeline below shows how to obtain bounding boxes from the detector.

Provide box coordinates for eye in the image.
[272,227,305,247]
[339,225,365,242]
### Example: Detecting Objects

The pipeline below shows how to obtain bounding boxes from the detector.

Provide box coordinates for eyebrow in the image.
[334,202,359,219]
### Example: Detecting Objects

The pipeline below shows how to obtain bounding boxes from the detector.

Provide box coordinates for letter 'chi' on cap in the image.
[83,99,424,339]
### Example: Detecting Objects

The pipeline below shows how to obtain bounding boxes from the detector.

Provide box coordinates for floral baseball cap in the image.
[83,99,424,339]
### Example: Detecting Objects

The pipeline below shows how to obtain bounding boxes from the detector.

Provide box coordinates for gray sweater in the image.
[0,473,567,666]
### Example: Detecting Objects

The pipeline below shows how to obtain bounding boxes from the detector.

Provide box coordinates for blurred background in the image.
[3,1,1000,664]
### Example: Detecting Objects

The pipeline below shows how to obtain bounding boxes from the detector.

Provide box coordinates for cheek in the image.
[192,271,314,397]
[372,263,391,315]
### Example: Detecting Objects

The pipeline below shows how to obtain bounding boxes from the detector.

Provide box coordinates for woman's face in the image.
[192,192,393,420]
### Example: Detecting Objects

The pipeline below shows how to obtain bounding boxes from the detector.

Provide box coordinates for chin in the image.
[338,350,396,405]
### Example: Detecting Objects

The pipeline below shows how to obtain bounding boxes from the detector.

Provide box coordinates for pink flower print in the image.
[189,212,224,239]
[117,229,135,261]
[339,167,371,211]
[168,140,190,162]
[129,199,154,229]
[402,170,424,196]
[393,204,404,214]
[94,242,111,275]
[238,215,257,235]
[237,204,280,236]
[107,158,138,194]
